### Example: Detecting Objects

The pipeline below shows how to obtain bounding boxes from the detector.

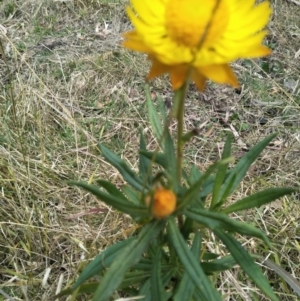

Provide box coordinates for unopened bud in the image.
[152,188,176,219]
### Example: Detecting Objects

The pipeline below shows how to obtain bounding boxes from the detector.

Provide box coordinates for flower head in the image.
[123,0,271,90]
[151,188,177,219]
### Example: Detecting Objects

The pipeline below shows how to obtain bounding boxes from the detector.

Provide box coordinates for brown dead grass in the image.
[0,0,299,300]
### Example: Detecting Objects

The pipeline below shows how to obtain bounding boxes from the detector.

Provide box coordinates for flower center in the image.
[165,0,229,48]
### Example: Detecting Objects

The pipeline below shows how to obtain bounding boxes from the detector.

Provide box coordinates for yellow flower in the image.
[123,0,271,90]
[151,188,177,219]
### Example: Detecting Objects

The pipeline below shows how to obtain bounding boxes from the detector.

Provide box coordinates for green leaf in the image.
[219,133,277,200]
[211,133,232,209]
[262,258,300,297]
[202,255,237,275]
[188,165,202,184]
[184,167,230,203]
[165,129,178,190]
[151,249,166,301]
[185,207,269,245]
[119,270,151,289]
[202,253,219,260]
[139,267,177,301]
[68,181,148,219]
[222,187,296,214]
[121,185,141,205]
[181,129,201,144]
[145,84,164,147]
[133,258,154,270]
[92,220,165,301]
[96,180,127,201]
[72,237,135,290]
[178,157,234,210]
[139,129,152,184]
[56,282,99,298]
[139,150,167,169]
[214,230,279,301]
[167,218,222,301]
[98,143,145,191]
[181,217,194,239]
[174,232,202,301]
[157,93,167,124]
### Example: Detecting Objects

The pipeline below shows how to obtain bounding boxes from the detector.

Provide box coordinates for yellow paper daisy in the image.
[122,0,272,90]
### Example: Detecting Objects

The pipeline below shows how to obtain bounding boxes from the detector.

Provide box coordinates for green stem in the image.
[172,80,189,185]
[172,81,189,229]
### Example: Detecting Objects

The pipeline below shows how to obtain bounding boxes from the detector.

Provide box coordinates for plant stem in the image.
[173,80,189,185]
[173,81,189,229]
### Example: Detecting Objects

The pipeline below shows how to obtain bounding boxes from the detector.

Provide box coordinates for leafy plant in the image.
[56,87,295,301]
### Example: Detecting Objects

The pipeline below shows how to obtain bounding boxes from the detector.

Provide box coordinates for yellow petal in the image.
[233,2,271,33]
[130,0,164,24]
[147,57,171,79]
[199,64,239,87]
[170,65,189,90]
[122,31,152,52]
[191,69,206,91]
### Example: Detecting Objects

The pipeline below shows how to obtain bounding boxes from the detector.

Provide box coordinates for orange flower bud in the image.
[152,188,177,219]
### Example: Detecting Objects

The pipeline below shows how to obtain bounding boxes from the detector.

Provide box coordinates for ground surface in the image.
[0,0,299,300]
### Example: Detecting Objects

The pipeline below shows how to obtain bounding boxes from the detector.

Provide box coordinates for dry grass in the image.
[0,0,299,300]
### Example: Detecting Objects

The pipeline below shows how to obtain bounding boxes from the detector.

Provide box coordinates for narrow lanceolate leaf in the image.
[139,150,167,169]
[121,185,141,205]
[165,129,178,190]
[185,207,269,245]
[68,181,148,218]
[167,218,222,301]
[139,129,152,185]
[178,157,234,210]
[201,255,237,275]
[214,230,280,301]
[139,267,177,301]
[222,187,296,214]
[211,133,232,209]
[219,133,277,201]
[98,143,145,191]
[262,258,300,297]
[145,84,164,147]
[72,237,135,290]
[96,180,127,201]
[157,93,167,124]
[151,249,166,301]
[92,220,165,301]
[119,271,151,289]
[184,166,230,202]
[174,232,202,301]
